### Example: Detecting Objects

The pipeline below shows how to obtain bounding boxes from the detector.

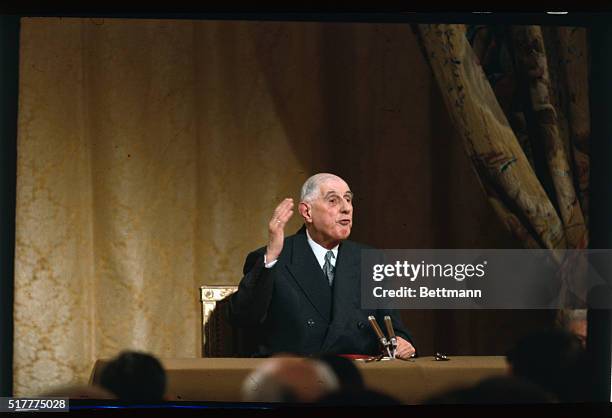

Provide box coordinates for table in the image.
[90,356,507,404]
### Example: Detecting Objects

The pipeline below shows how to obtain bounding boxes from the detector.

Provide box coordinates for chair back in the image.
[200,285,259,357]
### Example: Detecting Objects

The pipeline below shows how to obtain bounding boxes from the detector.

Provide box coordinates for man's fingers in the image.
[271,199,294,227]
[279,198,293,210]
[275,206,292,221]
[397,348,414,359]
[270,214,293,230]
[401,348,415,357]
[397,347,410,356]
[278,209,294,224]
[394,337,415,359]
[272,198,293,216]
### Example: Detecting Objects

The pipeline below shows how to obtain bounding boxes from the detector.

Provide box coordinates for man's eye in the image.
[328,197,338,205]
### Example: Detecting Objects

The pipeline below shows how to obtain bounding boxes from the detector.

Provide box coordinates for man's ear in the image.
[298,202,312,223]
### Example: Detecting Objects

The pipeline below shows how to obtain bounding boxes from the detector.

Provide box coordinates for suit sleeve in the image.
[228,248,276,326]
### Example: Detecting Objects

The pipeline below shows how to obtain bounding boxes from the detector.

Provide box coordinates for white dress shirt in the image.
[264,229,339,269]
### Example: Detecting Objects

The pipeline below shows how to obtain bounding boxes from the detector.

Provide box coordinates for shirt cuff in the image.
[264,254,278,269]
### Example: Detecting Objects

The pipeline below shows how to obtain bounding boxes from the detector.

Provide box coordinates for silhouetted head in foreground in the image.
[314,354,365,391]
[506,328,588,402]
[99,351,166,402]
[318,388,401,406]
[425,376,556,404]
[241,356,339,403]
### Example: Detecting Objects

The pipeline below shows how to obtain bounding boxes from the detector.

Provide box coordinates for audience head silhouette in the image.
[314,354,364,391]
[318,388,401,406]
[425,376,556,404]
[506,328,588,402]
[99,350,166,402]
[241,355,339,403]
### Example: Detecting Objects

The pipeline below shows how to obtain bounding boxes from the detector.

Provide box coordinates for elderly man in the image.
[229,173,416,359]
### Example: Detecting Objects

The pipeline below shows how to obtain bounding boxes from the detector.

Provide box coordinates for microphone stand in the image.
[368,315,394,359]
[384,315,398,359]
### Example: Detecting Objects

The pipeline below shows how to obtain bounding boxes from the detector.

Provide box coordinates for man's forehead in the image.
[318,178,351,195]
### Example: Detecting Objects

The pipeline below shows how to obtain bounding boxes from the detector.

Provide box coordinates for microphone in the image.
[368,316,392,358]
[384,316,398,358]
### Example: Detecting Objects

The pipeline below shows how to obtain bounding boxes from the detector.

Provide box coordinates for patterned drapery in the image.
[416,24,589,251]
[415,24,591,322]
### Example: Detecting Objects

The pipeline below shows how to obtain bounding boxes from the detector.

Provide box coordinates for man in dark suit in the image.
[229,173,416,358]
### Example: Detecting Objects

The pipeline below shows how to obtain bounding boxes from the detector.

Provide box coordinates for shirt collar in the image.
[306,229,339,269]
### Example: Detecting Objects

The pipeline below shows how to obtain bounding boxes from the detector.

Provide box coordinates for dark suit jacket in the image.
[228,228,415,356]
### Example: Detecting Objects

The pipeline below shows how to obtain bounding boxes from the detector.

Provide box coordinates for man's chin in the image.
[335,228,351,240]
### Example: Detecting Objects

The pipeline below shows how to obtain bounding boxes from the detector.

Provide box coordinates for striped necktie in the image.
[323,250,335,286]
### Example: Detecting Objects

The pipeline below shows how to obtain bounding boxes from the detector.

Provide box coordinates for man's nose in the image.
[340,200,352,213]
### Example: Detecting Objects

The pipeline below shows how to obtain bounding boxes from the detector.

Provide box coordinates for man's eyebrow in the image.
[323,191,339,198]
[323,191,354,198]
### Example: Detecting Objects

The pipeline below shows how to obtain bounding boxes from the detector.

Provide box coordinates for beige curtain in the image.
[14,18,326,396]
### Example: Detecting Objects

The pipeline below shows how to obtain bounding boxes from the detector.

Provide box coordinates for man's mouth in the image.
[338,220,351,226]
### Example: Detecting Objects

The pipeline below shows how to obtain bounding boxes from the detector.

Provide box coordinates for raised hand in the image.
[265,198,294,263]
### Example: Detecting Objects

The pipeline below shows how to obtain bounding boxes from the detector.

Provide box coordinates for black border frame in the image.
[0,10,610,410]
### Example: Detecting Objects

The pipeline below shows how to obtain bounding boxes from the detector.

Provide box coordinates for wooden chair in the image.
[200,285,259,357]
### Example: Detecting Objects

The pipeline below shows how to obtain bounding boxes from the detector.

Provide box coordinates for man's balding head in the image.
[241,356,339,403]
[300,173,345,203]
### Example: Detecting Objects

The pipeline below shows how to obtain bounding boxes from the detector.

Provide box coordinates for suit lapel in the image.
[285,233,332,321]
[332,241,360,319]
[321,240,361,350]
